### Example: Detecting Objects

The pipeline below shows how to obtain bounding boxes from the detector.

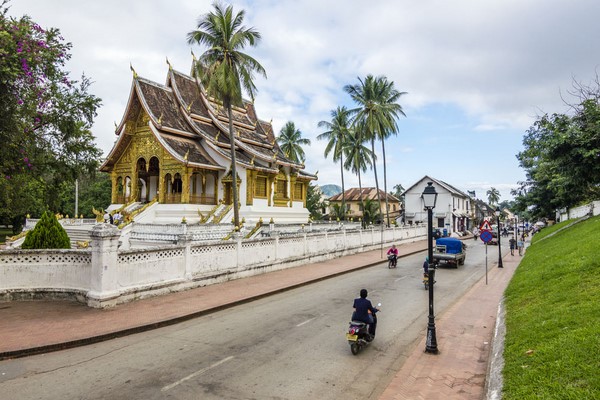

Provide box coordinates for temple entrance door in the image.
[147,157,160,201]
[136,158,148,202]
[224,182,232,205]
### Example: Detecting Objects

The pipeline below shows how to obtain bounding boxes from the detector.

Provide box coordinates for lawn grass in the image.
[502,215,600,399]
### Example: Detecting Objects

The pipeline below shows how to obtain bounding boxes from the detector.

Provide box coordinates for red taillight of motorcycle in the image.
[349,328,356,335]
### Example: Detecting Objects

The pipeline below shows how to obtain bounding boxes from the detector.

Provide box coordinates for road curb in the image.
[0,247,427,360]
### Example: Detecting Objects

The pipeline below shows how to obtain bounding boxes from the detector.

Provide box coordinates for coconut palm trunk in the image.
[381,139,390,227]
[340,157,346,220]
[370,138,383,225]
[358,171,365,228]
[227,106,240,227]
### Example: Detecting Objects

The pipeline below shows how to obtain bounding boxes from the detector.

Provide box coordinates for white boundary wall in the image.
[1,223,426,308]
[556,200,600,221]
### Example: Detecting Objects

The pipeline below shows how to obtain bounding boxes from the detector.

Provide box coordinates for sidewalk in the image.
[378,244,520,400]
[0,238,520,400]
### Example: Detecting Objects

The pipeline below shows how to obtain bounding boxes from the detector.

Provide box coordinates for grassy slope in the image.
[502,215,600,399]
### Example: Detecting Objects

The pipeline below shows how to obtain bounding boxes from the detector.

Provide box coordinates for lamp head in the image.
[495,206,501,217]
[422,181,438,209]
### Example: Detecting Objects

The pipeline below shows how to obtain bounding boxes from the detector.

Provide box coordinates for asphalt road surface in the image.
[0,239,496,400]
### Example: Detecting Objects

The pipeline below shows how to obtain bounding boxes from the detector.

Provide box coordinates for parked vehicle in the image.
[432,237,466,267]
[346,303,381,355]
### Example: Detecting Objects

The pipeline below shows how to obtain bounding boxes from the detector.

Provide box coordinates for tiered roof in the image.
[100,61,317,181]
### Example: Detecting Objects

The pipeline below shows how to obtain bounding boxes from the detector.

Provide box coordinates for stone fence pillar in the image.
[178,232,194,280]
[88,223,121,308]
[271,231,279,261]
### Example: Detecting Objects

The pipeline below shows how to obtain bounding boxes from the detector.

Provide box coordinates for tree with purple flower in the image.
[1,0,102,233]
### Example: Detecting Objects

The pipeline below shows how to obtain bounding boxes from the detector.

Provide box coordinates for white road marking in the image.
[394,276,408,282]
[296,317,316,327]
[161,355,234,392]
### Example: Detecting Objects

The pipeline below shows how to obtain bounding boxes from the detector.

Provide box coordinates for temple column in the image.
[110,172,118,203]
[290,175,297,206]
[158,173,165,203]
[246,170,255,206]
[182,167,191,203]
[130,166,138,203]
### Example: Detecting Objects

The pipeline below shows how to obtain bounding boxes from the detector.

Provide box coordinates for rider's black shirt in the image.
[353,297,376,323]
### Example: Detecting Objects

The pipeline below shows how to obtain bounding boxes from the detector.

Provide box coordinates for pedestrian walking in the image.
[509,238,516,256]
[517,236,524,256]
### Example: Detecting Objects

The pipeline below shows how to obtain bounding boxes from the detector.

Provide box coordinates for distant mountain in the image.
[319,184,342,197]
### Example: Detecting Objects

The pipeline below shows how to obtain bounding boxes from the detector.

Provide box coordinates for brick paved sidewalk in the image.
[0,240,428,360]
[378,247,520,400]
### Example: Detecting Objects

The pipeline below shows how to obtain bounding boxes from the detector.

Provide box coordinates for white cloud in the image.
[7,0,600,201]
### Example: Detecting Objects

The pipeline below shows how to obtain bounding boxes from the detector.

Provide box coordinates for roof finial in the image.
[130,63,138,79]
[166,57,172,70]
[157,113,163,125]
[183,149,189,162]
[191,50,197,62]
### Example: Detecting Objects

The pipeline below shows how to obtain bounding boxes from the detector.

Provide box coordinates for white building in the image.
[402,176,472,235]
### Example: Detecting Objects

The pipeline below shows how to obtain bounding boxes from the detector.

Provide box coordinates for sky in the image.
[7,0,600,202]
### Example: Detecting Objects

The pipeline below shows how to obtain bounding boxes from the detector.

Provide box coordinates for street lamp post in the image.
[495,207,503,268]
[423,182,439,354]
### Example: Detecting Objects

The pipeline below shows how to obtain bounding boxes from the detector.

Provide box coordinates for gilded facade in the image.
[100,60,316,221]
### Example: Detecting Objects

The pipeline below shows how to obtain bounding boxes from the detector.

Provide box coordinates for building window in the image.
[276,179,287,198]
[255,176,267,197]
[294,182,303,199]
[437,217,445,228]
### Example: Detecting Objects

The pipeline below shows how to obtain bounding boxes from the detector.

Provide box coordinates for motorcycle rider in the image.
[352,289,379,338]
[387,244,398,266]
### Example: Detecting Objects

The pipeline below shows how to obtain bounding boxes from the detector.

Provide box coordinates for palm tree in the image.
[344,75,406,227]
[317,106,351,219]
[187,2,266,228]
[276,121,311,164]
[343,129,374,228]
[361,198,380,225]
[487,187,501,205]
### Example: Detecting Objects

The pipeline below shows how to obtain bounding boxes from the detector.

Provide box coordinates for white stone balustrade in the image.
[0,223,426,308]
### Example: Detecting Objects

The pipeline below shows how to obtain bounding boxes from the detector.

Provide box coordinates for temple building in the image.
[100,59,317,225]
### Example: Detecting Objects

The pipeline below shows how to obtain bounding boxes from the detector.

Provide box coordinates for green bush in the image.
[21,211,71,249]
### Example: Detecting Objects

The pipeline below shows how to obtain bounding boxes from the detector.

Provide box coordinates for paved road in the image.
[0,241,491,400]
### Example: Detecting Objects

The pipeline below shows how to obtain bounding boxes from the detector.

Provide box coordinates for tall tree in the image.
[345,75,405,227]
[343,129,374,227]
[0,1,102,230]
[276,121,311,164]
[514,74,600,220]
[306,183,325,221]
[317,106,351,219]
[487,187,500,206]
[187,2,266,228]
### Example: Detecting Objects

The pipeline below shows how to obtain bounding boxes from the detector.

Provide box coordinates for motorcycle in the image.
[387,254,397,268]
[346,303,381,355]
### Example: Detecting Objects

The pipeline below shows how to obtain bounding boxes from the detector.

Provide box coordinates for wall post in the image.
[88,223,121,308]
